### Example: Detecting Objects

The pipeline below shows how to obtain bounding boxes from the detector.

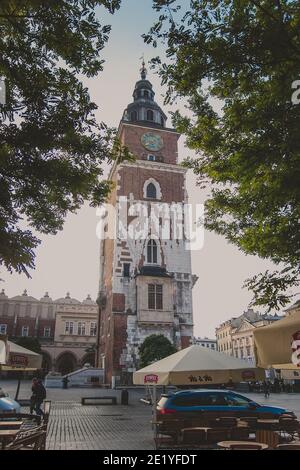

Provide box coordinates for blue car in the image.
[0,388,21,413]
[157,389,296,419]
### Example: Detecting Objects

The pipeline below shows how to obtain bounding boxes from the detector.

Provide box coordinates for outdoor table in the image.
[257,419,279,424]
[0,420,23,429]
[217,440,269,450]
[182,427,212,433]
[0,429,20,449]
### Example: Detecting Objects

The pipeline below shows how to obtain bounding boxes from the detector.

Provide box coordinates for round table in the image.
[257,419,279,424]
[217,440,269,450]
[0,429,20,449]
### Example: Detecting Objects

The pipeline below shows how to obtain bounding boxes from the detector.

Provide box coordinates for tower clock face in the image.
[141,132,163,152]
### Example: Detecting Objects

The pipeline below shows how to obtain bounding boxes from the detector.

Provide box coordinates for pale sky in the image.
[0,0,288,337]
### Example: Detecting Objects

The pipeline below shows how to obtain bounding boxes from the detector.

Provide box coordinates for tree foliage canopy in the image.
[14,336,41,354]
[146,0,300,309]
[139,334,177,368]
[0,0,130,277]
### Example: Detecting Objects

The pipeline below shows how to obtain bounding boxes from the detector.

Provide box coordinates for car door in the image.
[198,392,232,417]
[223,392,257,417]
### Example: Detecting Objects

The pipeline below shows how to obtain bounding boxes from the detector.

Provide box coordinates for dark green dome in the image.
[122,62,167,128]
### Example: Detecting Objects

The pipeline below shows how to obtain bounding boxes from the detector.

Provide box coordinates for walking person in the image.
[263,380,270,398]
[31,377,46,417]
[30,377,38,414]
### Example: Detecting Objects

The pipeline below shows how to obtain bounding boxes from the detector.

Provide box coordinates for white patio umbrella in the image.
[133,345,264,386]
[0,340,42,371]
[0,338,43,400]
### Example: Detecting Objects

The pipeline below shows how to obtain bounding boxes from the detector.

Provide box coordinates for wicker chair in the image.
[5,424,47,450]
[216,417,238,428]
[230,427,250,440]
[180,428,207,446]
[206,428,231,444]
[255,429,280,449]
[279,420,300,440]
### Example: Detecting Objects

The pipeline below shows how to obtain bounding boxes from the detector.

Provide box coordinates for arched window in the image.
[143,178,162,200]
[147,239,158,264]
[147,109,154,121]
[147,154,155,161]
[144,90,149,98]
[146,182,157,199]
[130,110,137,121]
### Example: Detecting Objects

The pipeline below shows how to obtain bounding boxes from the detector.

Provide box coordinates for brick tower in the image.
[98,63,197,385]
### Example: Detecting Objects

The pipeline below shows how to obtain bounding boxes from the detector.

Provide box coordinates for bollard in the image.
[121,389,129,405]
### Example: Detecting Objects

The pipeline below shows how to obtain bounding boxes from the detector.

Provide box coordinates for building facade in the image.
[98,64,197,385]
[215,320,233,356]
[193,337,217,350]
[216,309,282,363]
[0,289,98,374]
[285,299,300,317]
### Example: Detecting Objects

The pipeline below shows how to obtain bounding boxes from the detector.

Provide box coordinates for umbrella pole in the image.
[152,385,157,421]
[15,375,21,401]
[152,385,157,441]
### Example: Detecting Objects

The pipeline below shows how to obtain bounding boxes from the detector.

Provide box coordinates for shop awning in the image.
[253,309,300,369]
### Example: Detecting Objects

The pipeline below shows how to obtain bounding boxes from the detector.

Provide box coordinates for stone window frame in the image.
[65,321,74,335]
[78,321,86,336]
[143,178,162,200]
[43,326,51,338]
[148,284,163,310]
[90,322,97,337]
[21,325,29,337]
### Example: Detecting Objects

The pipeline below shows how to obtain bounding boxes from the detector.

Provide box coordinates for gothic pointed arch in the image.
[147,238,158,264]
[143,178,162,200]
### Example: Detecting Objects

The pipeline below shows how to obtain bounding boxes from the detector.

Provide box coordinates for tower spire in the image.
[140,56,147,80]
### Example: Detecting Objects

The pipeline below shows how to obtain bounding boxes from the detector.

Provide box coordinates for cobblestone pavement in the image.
[1,380,300,450]
[45,401,154,450]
